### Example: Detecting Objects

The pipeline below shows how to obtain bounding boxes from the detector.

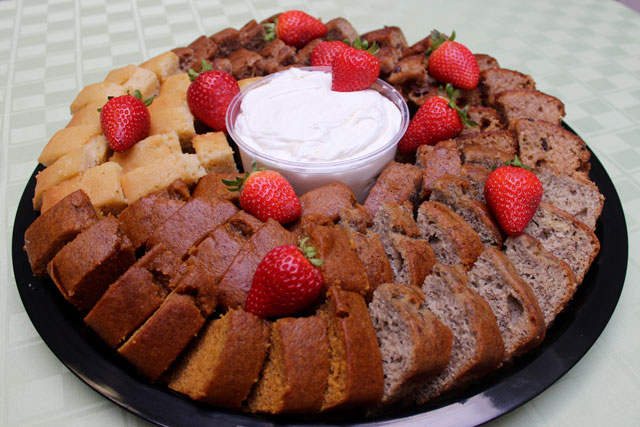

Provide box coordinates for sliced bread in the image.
[495,90,565,125]
[479,68,536,106]
[369,283,453,404]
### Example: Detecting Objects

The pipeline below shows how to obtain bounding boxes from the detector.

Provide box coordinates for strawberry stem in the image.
[222,160,265,192]
[352,36,379,55]
[299,237,324,267]
[263,19,277,42]
[504,155,532,170]
[187,59,213,82]
[439,83,478,128]
[426,29,456,56]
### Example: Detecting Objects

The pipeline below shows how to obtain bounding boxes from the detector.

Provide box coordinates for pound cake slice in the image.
[536,167,603,231]
[372,202,436,287]
[416,201,484,270]
[512,118,591,179]
[417,264,504,404]
[318,287,384,411]
[24,189,99,277]
[247,316,330,414]
[47,216,136,312]
[505,234,578,327]
[84,244,182,348]
[369,283,453,404]
[167,309,270,409]
[523,202,600,283]
[467,248,546,360]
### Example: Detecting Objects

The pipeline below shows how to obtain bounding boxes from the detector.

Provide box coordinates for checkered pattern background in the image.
[1,0,639,425]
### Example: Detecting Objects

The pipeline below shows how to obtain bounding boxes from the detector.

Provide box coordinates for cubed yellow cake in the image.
[120,153,206,203]
[41,161,126,214]
[66,101,103,128]
[193,132,237,174]
[158,73,190,100]
[34,135,110,210]
[70,82,127,114]
[148,97,195,147]
[39,124,103,166]
[110,131,182,174]
[104,65,160,100]
[140,51,180,83]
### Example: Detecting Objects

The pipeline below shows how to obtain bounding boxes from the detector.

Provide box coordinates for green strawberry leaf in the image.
[426,29,455,56]
[263,20,277,42]
[299,237,324,267]
[440,83,478,128]
[504,155,532,171]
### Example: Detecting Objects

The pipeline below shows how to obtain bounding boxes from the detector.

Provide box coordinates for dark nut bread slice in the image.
[495,89,565,125]
[455,130,518,157]
[299,182,357,222]
[459,106,505,136]
[387,54,428,86]
[324,17,358,44]
[536,167,604,231]
[505,233,578,327]
[429,175,503,248]
[239,20,267,52]
[523,202,600,283]
[373,202,436,287]
[375,46,403,77]
[479,68,536,106]
[416,264,504,404]
[228,48,264,80]
[369,283,453,404]
[415,139,461,199]
[24,189,99,277]
[474,54,500,72]
[247,316,330,414]
[167,309,270,409]
[47,216,136,312]
[294,38,323,65]
[361,26,409,50]
[416,201,484,270]
[210,27,242,58]
[512,118,591,179]
[318,287,384,411]
[467,248,546,360]
[339,205,394,299]
[363,161,422,219]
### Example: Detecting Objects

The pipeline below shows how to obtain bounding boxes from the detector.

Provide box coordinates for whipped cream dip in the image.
[233,68,402,163]
[226,67,409,202]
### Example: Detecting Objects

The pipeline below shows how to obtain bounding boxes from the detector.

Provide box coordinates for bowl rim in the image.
[225,66,410,172]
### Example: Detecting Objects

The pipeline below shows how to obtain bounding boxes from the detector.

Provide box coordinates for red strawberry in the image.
[99,90,154,152]
[187,60,239,133]
[265,10,326,49]
[245,238,324,318]
[310,40,350,66]
[427,30,479,90]
[398,84,476,153]
[331,41,380,92]
[223,161,301,224]
[484,156,543,236]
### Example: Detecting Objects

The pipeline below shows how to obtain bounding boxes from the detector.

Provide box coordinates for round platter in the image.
[12,134,627,427]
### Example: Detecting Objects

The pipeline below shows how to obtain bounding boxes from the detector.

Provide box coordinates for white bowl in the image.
[226,66,410,203]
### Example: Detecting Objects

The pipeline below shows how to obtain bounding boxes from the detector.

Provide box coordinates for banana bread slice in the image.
[167,309,270,409]
[505,233,578,327]
[415,140,461,199]
[455,130,517,156]
[363,161,422,219]
[416,201,484,270]
[512,118,591,179]
[523,202,600,283]
[372,202,436,287]
[459,107,505,136]
[247,316,330,414]
[417,264,504,404]
[536,167,603,230]
[369,283,453,404]
[467,248,546,360]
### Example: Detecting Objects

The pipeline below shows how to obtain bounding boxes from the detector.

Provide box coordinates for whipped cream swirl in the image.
[234,68,402,163]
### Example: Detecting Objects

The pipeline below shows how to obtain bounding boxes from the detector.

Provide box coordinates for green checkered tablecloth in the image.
[2,0,640,425]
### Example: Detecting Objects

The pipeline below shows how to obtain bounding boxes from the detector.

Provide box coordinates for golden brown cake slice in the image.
[109,131,182,174]
[415,139,461,199]
[247,316,330,414]
[299,182,357,222]
[318,287,384,411]
[363,161,422,218]
[369,283,453,404]
[192,132,238,174]
[139,51,180,83]
[192,172,244,204]
[47,216,136,312]
[24,190,99,277]
[38,124,103,167]
[70,81,127,114]
[479,68,536,106]
[167,309,270,409]
[495,90,565,125]
[104,64,160,100]
[84,244,182,348]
